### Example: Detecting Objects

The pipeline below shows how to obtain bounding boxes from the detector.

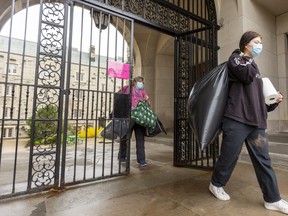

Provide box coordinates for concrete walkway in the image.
[0,141,287,216]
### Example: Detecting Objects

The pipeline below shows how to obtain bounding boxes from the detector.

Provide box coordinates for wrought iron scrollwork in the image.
[125,0,144,16]
[31,1,65,188]
[106,0,216,34]
[32,154,55,187]
[107,0,191,33]
[38,56,61,86]
[145,0,156,21]
[173,1,218,167]
[206,0,217,23]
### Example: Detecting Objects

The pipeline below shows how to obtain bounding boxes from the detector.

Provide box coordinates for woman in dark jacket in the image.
[209,31,287,214]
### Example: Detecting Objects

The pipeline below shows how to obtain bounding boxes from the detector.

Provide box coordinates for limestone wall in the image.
[276,12,288,132]
[217,0,288,132]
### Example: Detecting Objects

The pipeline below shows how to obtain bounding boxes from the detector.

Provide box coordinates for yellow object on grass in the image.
[78,127,104,138]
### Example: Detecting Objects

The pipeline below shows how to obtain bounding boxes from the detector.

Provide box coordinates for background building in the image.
[0,36,125,138]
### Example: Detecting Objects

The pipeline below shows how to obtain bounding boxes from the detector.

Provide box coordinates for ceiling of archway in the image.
[252,0,288,16]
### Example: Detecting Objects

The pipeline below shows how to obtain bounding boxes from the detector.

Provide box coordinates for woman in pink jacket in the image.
[118,76,150,167]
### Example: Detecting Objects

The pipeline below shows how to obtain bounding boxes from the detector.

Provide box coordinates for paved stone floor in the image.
[0,141,287,216]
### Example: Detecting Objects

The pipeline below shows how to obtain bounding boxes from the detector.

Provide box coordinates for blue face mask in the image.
[136,82,144,90]
[250,43,263,57]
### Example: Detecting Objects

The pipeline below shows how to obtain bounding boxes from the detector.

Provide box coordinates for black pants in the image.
[119,123,146,162]
[211,118,281,203]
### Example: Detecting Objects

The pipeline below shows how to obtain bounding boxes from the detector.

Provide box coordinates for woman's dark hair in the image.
[239,31,262,52]
[133,76,144,82]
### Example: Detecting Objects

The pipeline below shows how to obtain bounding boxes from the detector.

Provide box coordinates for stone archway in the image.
[0,0,219,199]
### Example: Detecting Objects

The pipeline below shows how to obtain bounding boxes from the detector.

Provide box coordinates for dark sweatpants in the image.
[119,123,146,162]
[211,118,281,203]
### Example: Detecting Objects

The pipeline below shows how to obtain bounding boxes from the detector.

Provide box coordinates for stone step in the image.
[268,141,288,155]
[147,134,288,153]
[146,135,173,146]
[146,134,288,167]
[240,152,288,168]
[268,132,288,143]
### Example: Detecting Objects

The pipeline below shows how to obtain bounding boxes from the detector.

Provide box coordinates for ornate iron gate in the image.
[173,1,219,169]
[0,0,219,199]
[103,0,220,169]
[0,0,134,199]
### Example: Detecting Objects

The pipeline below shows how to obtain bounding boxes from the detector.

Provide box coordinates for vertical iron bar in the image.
[57,0,70,188]
[61,0,75,188]
[173,36,179,165]
[212,23,217,166]
[200,1,204,166]
[89,8,100,178]
[102,10,109,177]
[0,0,15,167]
[72,5,85,182]
[25,86,30,119]
[83,5,94,180]
[9,85,15,120]
[121,19,126,88]
[191,34,195,162]
[13,0,31,184]
[127,19,134,174]
[111,16,120,175]
[114,17,118,61]
[205,28,209,167]
[93,9,103,178]
[27,0,43,190]
[205,0,207,20]
[79,5,86,180]
[113,18,118,114]
[192,0,194,15]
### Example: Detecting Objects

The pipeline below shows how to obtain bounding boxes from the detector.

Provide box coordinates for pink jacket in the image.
[120,85,150,110]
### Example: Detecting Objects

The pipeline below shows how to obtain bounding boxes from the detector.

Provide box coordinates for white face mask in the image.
[136,82,144,89]
[249,43,263,57]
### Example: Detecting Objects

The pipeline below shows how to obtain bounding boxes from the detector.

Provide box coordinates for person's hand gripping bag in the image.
[187,62,229,150]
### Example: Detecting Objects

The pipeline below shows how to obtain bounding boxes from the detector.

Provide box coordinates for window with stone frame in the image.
[6,63,17,74]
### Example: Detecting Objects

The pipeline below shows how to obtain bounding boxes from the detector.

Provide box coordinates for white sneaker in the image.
[209,182,230,201]
[264,199,288,214]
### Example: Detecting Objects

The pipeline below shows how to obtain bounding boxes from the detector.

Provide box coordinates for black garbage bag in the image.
[101,91,131,140]
[145,118,167,137]
[187,62,229,150]
[100,119,130,140]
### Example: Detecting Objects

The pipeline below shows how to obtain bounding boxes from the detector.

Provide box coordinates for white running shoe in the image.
[264,199,288,214]
[209,182,230,201]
